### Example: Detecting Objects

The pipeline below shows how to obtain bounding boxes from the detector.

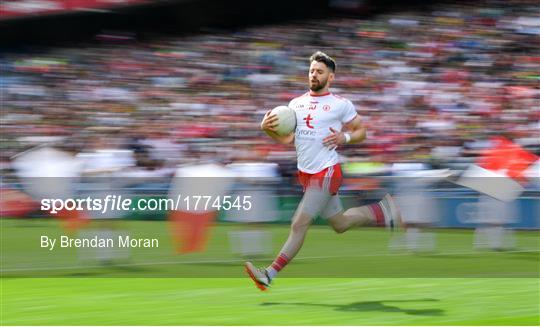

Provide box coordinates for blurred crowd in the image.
[1,0,539,179]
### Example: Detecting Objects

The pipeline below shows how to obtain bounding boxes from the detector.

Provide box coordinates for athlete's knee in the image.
[291,219,310,234]
[290,213,312,234]
[327,213,349,234]
[331,223,348,234]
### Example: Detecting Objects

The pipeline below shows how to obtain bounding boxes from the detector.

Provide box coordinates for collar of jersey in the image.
[309,91,331,97]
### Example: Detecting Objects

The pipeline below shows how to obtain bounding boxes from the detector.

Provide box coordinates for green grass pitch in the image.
[1,219,539,325]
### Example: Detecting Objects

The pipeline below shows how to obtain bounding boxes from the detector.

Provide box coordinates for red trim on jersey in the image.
[309,91,331,97]
[344,115,358,125]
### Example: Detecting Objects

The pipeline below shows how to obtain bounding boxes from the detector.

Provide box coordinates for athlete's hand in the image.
[323,127,345,149]
[261,110,278,132]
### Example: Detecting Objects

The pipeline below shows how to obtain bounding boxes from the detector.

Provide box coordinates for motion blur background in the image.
[2,0,538,225]
[1,0,539,325]
[2,0,539,166]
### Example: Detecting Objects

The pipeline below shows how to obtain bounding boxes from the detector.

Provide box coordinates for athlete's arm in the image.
[261,110,295,145]
[342,115,366,144]
[322,115,366,147]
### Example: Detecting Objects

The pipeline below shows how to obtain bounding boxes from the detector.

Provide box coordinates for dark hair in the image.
[309,51,336,72]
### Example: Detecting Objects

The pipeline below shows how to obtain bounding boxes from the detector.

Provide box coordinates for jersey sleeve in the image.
[288,98,296,108]
[341,100,358,124]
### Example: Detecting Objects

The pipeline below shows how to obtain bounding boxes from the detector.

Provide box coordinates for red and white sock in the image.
[367,201,386,227]
[266,253,289,279]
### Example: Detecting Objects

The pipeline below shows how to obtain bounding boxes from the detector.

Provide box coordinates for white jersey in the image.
[289,92,358,174]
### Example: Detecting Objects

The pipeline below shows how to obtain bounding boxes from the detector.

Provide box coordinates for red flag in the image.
[53,209,90,233]
[456,137,538,202]
[168,211,216,254]
[478,137,538,183]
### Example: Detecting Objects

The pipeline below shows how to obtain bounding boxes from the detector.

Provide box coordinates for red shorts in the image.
[298,164,343,195]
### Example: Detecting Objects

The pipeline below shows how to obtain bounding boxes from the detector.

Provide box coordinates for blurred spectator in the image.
[1,0,538,183]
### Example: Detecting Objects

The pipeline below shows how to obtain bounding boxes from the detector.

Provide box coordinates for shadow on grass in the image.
[262,298,444,316]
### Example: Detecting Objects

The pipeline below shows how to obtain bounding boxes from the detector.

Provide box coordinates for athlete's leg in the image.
[327,205,375,233]
[327,194,401,233]
[245,187,332,289]
[263,211,312,279]
[277,212,312,260]
[265,188,330,277]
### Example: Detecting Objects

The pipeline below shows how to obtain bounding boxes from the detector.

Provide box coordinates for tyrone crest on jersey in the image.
[303,114,315,129]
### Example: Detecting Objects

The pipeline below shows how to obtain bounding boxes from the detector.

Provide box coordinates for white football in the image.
[271,106,296,136]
